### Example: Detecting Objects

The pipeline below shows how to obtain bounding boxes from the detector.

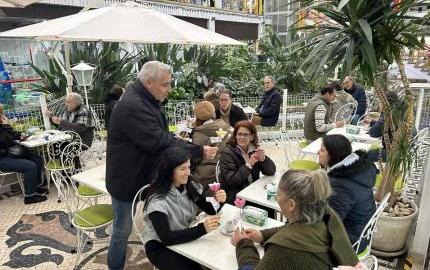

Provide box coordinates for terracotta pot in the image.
[372,200,418,254]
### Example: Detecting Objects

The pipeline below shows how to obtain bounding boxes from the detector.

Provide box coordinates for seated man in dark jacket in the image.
[366,91,400,162]
[45,93,94,147]
[254,76,282,127]
[343,76,367,125]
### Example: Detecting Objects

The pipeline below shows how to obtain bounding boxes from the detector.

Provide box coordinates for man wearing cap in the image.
[192,101,230,186]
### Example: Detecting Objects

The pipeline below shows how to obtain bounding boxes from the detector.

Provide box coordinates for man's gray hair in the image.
[138,61,172,83]
[68,92,83,106]
[264,75,276,84]
[345,75,354,82]
[213,82,226,94]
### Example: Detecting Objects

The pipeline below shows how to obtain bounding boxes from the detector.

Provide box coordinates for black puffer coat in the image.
[328,150,377,248]
[219,145,276,204]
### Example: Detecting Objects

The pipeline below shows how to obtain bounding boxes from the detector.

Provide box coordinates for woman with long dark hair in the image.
[318,134,377,252]
[142,147,226,270]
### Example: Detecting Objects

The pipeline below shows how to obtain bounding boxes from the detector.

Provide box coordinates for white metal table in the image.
[301,137,375,155]
[71,164,107,194]
[236,173,282,212]
[18,130,71,188]
[169,203,284,270]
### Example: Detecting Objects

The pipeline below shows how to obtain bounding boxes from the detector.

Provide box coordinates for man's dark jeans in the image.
[0,153,43,196]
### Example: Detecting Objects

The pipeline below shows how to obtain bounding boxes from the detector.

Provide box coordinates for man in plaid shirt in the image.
[45,93,94,147]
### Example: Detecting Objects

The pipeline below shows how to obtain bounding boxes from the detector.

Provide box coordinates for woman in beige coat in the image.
[192,101,230,186]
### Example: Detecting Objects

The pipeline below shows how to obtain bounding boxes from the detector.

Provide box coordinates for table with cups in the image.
[169,203,284,270]
[17,129,72,187]
[301,126,381,155]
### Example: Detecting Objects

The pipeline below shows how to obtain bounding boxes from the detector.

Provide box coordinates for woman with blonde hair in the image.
[231,169,358,270]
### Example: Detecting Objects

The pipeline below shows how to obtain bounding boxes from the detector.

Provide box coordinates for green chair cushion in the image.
[289,160,320,171]
[169,125,177,132]
[357,246,369,261]
[97,130,107,139]
[46,159,63,170]
[374,174,404,192]
[73,204,113,228]
[299,139,309,149]
[369,143,380,151]
[77,185,103,196]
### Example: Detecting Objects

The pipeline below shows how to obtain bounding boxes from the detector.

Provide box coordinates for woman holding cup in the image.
[230,169,358,269]
[219,120,276,204]
[142,147,226,270]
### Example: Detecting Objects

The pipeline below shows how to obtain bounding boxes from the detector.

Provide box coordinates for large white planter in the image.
[372,201,418,255]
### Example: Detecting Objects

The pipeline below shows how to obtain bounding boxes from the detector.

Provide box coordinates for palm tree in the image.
[293,0,426,205]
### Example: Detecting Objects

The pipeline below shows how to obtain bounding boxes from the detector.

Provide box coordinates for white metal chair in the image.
[90,107,107,142]
[173,102,191,124]
[61,142,103,199]
[334,102,357,124]
[353,192,391,260]
[0,171,24,195]
[50,169,113,270]
[131,184,151,245]
[362,255,378,270]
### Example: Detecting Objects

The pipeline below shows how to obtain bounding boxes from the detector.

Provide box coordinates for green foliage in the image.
[30,58,68,97]
[294,0,426,86]
[71,42,137,104]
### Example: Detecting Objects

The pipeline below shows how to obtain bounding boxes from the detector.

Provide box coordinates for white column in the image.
[415,88,425,130]
[410,149,430,264]
[39,93,51,130]
[258,21,265,39]
[282,88,288,131]
[208,17,216,32]
[64,41,73,93]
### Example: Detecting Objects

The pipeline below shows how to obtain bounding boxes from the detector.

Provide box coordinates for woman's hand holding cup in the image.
[203,215,220,233]
[214,189,226,203]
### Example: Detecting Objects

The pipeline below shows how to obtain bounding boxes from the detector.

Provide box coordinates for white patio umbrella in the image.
[0,0,37,8]
[0,1,243,44]
[0,1,244,91]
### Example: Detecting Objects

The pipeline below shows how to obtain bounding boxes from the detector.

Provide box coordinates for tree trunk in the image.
[375,57,415,206]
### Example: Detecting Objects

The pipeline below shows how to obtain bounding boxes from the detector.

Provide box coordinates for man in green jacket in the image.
[304,85,345,141]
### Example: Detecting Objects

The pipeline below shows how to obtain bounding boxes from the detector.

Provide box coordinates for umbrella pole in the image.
[64,40,73,93]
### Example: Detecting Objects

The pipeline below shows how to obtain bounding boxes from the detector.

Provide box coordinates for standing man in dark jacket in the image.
[106,61,217,270]
[104,85,124,129]
[254,76,282,127]
[343,76,367,125]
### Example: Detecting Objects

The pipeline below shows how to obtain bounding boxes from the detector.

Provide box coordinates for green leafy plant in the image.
[295,0,426,205]
[71,42,137,104]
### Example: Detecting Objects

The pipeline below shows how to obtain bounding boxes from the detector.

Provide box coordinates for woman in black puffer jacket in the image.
[318,134,377,253]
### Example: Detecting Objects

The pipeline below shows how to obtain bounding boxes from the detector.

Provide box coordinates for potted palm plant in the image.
[293,0,426,255]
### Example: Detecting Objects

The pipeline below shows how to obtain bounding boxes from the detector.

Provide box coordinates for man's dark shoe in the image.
[24,195,47,205]
[37,187,49,195]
